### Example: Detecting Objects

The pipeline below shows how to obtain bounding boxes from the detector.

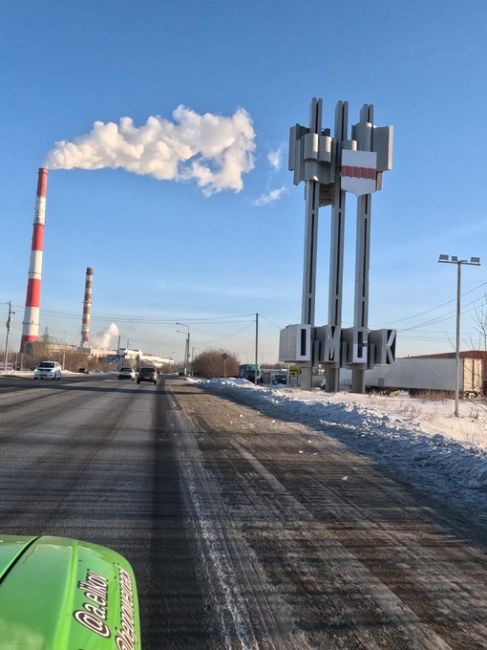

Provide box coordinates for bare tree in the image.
[473,296,487,352]
[22,342,89,372]
[471,296,487,395]
[193,349,240,379]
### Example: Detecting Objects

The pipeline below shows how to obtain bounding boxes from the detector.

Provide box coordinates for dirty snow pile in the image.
[190,377,487,492]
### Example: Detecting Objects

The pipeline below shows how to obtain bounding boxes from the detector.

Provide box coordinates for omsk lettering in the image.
[73,570,110,638]
[115,566,137,650]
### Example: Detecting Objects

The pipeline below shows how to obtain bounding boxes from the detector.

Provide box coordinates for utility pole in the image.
[4,302,14,372]
[191,346,198,377]
[255,312,259,385]
[176,323,191,376]
[186,332,190,376]
[438,254,481,417]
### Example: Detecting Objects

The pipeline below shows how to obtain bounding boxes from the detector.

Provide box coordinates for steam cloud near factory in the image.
[91,323,119,349]
[44,106,255,195]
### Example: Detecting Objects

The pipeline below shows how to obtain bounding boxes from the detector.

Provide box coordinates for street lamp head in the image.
[438,253,481,266]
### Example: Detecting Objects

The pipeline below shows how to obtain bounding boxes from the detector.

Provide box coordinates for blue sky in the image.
[2,0,487,363]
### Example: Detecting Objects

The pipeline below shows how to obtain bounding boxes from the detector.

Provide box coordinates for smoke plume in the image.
[45,106,255,195]
[92,322,119,349]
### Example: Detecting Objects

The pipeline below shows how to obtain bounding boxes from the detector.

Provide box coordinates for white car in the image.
[117,366,136,381]
[34,361,62,380]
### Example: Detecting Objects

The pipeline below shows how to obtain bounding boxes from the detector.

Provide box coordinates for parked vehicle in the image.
[261,369,288,386]
[34,361,61,380]
[0,534,140,649]
[137,366,158,385]
[118,366,136,381]
[327,358,483,397]
[239,364,262,383]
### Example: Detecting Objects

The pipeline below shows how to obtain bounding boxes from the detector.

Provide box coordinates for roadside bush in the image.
[17,342,90,372]
[193,349,240,379]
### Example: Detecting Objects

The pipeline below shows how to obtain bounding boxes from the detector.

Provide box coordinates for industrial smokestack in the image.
[81,267,94,348]
[20,168,48,352]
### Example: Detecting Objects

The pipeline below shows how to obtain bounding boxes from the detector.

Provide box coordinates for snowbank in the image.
[189,378,487,491]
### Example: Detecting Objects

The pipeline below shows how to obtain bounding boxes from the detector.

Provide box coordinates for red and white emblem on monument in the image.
[341,150,377,196]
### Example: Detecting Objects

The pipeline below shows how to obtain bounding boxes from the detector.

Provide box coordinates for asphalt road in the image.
[1,374,486,649]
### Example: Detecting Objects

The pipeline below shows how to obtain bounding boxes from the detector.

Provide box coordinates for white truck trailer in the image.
[357,357,483,397]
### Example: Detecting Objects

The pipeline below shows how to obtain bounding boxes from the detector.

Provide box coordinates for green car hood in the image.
[0,535,141,649]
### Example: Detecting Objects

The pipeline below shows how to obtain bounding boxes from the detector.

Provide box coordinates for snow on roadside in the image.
[188,377,487,491]
[0,370,81,379]
[0,370,99,377]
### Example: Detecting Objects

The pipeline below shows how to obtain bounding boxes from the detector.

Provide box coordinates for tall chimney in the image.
[20,168,48,352]
[81,267,94,348]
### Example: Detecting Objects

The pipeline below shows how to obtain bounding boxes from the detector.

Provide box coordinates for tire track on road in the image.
[234,441,453,650]
[165,381,310,650]
[169,379,487,649]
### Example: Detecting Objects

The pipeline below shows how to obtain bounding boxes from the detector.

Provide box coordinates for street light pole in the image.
[176,322,190,376]
[455,261,461,418]
[191,346,199,377]
[255,312,259,385]
[4,301,14,372]
[438,254,480,416]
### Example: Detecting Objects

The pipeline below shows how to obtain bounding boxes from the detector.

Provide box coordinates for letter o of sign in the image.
[74,610,111,638]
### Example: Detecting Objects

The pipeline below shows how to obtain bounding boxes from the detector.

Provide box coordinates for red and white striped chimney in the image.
[81,267,94,348]
[20,168,48,352]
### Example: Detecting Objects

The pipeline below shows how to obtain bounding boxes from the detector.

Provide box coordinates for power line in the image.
[398,294,487,332]
[196,322,255,345]
[259,313,284,330]
[0,301,256,325]
[372,279,487,328]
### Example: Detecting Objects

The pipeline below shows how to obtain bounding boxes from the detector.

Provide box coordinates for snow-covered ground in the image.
[189,377,487,493]
[1,369,75,376]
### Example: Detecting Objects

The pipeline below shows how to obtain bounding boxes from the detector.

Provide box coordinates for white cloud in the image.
[45,106,256,196]
[267,144,286,171]
[253,187,287,207]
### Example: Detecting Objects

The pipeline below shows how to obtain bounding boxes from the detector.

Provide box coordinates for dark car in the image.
[137,366,158,385]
